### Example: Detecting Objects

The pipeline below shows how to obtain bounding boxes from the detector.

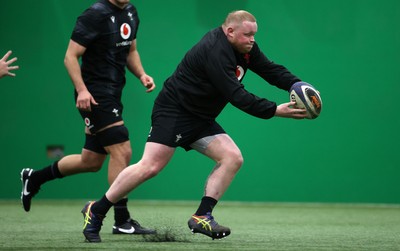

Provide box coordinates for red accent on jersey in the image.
[123,24,129,35]
[244,53,250,64]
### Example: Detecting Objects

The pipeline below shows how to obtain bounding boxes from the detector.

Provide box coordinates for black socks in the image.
[91,195,114,216]
[90,197,131,225]
[195,196,218,216]
[31,161,63,186]
[91,196,131,223]
[113,198,131,225]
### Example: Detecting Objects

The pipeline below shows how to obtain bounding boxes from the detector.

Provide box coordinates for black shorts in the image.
[76,84,124,134]
[83,125,130,155]
[84,133,108,154]
[147,103,225,151]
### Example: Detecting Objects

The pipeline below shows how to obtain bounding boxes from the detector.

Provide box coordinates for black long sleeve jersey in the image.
[71,0,139,88]
[155,27,301,120]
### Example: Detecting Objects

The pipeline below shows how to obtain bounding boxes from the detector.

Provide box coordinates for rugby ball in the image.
[289,82,322,119]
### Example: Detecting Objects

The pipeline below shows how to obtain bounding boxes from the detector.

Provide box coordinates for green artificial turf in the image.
[0,200,399,250]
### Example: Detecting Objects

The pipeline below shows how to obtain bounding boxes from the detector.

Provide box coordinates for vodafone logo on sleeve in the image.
[236,66,244,81]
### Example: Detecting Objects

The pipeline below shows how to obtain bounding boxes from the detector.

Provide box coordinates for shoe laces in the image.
[128,219,141,227]
[205,212,214,220]
[205,213,219,227]
[191,213,219,230]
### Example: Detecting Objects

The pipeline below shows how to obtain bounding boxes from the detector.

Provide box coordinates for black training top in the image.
[155,27,301,120]
[71,0,139,87]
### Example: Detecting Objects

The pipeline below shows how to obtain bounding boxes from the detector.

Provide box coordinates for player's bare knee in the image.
[144,165,163,180]
[120,147,132,162]
[86,164,102,172]
[137,160,163,180]
[78,163,102,173]
[232,155,244,171]
[109,145,132,164]
[225,150,243,172]
[80,152,104,172]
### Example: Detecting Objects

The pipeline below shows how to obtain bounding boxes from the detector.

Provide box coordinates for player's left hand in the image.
[275,101,308,119]
[140,74,156,93]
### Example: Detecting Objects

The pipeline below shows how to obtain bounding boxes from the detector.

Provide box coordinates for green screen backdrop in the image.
[0,0,399,203]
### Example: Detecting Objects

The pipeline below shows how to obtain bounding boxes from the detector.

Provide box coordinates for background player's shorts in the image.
[76,84,124,134]
[84,133,108,154]
[147,103,225,151]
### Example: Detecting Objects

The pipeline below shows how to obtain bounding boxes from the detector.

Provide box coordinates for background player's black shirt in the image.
[71,0,139,89]
[156,27,301,120]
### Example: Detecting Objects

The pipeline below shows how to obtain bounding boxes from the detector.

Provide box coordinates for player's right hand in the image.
[140,73,156,93]
[76,90,98,111]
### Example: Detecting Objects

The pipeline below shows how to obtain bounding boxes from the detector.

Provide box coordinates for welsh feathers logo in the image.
[120,23,131,39]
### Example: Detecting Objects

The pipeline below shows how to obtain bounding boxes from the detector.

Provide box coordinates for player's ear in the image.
[226,27,235,38]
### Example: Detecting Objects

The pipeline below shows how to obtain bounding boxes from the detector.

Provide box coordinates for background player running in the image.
[21,0,156,236]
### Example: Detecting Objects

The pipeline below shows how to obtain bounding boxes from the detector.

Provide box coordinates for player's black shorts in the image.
[84,133,108,154]
[76,84,124,134]
[147,103,225,151]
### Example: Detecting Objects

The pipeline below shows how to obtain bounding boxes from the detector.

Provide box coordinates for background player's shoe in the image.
[188,213,231,239]
[82,201,104,243]
[20,168,40,212]
[112,219,156,234]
